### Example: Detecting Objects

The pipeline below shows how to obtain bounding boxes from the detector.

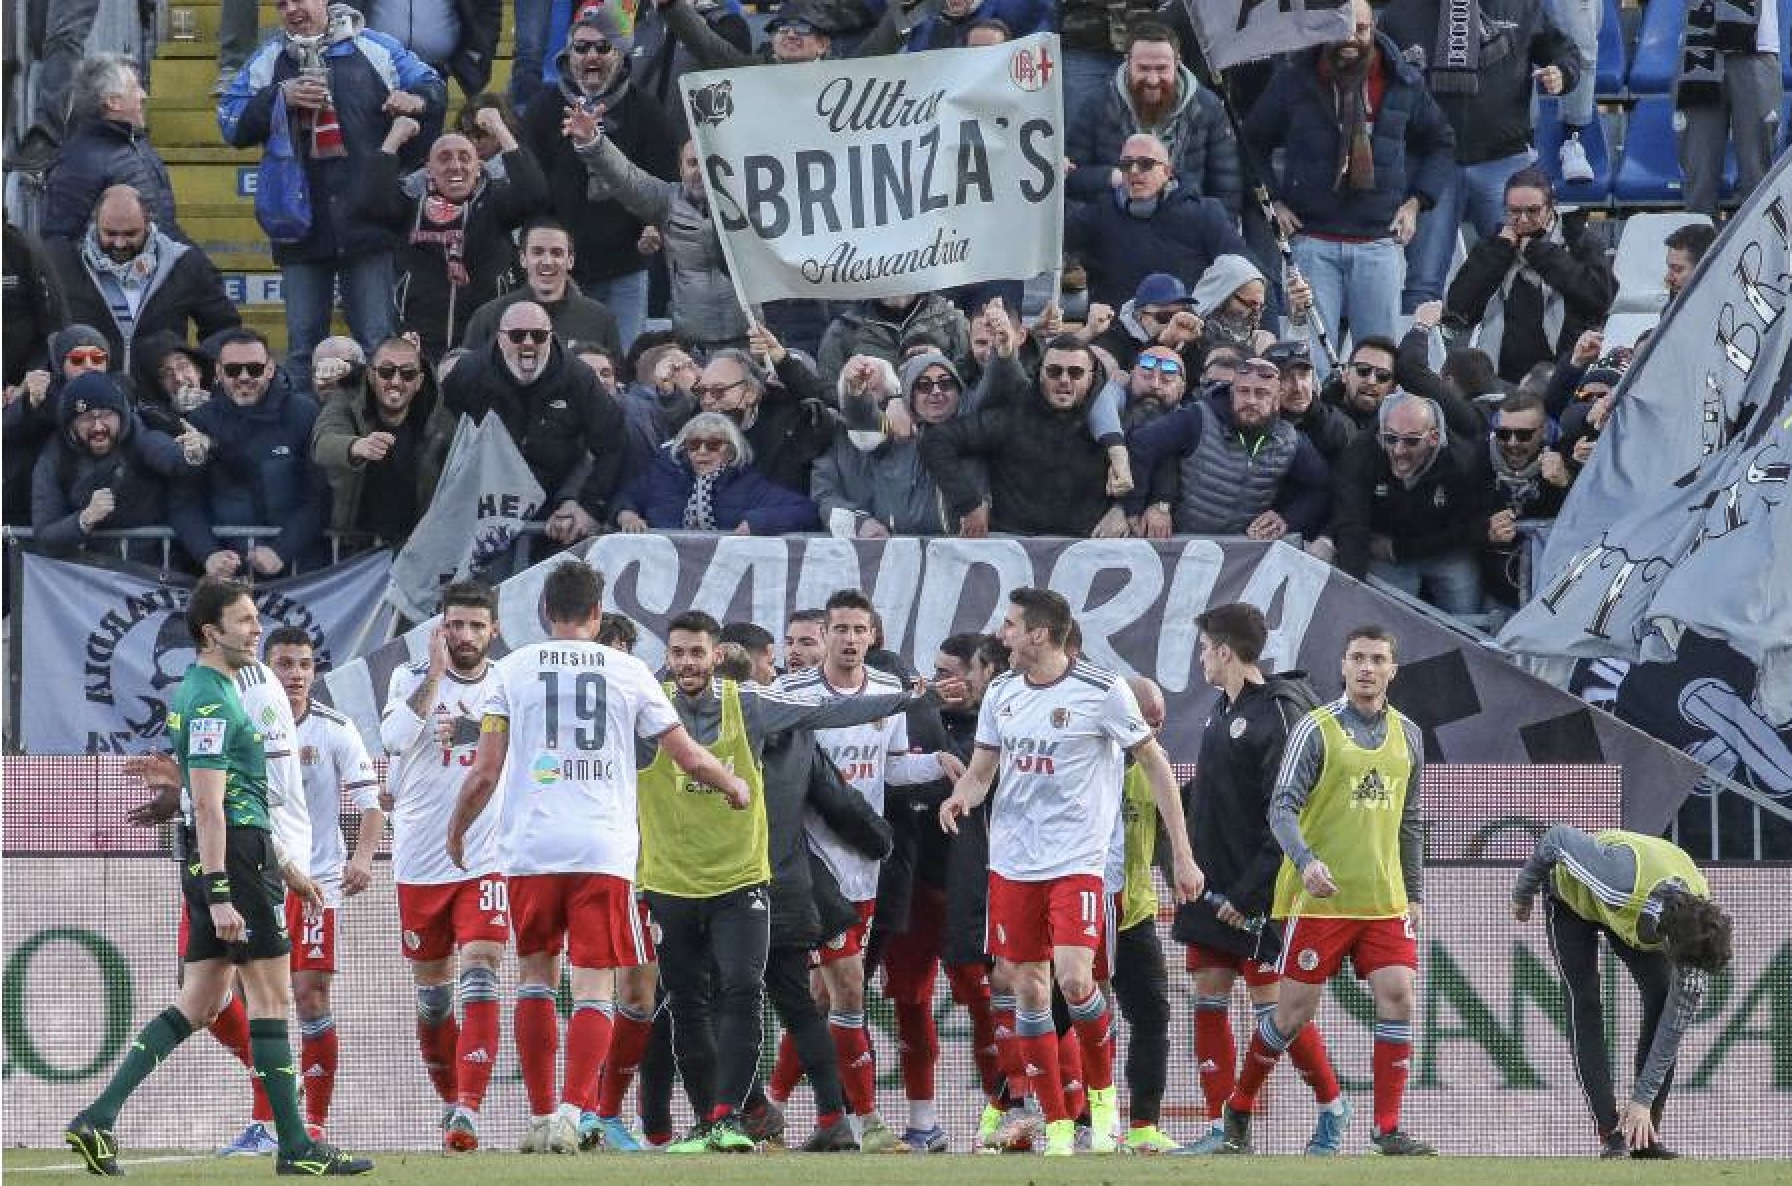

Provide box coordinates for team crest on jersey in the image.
[1297,947,1319,972]
[1229,718,1247,739]
[403,929,422,951]
[1051,708,1070,728]
[300,745,319,766]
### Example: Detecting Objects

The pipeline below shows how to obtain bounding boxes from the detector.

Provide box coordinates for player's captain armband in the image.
[480,713,510,734]
[189,717,228,756]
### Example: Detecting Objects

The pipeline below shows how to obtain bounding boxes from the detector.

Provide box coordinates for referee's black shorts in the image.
[180,826,290,964]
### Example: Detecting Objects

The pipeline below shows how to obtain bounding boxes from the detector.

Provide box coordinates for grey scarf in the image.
[81,223,161,292]
[1489,437,1545,512]
[1431,0,1481,95]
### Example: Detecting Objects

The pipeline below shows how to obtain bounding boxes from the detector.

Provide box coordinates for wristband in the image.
[204,873,232,904]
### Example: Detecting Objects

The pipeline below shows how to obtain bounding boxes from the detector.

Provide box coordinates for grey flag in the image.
[1179,0,1351,70]
[1532,151,1792,586]
[385,413,545,623]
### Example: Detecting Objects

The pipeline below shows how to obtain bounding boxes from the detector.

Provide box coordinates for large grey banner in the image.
[317,535,1706,830]
[16,549,394,755]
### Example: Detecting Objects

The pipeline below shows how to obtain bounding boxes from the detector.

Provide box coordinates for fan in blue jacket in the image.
[613,411,820,535]
[168,329,330,576]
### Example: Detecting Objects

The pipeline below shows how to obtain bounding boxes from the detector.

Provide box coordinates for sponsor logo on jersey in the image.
[1297,947,1319,972]
[196,703,223,716]
[1350,768,1392,808]
[531,753,562,785]
[489,915,506,926]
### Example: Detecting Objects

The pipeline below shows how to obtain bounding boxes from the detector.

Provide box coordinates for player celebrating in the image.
[1221,625,1432,1156]
[642,610,922,1152]
[380,582,509,1151]
[940,587,1204,1157]
[66,578,371,1177]
[767,590,959,1153]
[447,561,751,1155]
[1180,604,1348,1156]
[1512,826,1733,1158]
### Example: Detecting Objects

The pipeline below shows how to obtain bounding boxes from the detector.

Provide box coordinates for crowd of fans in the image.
[1,0,1774,623]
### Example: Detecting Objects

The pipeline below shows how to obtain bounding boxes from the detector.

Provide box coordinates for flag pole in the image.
[1180,2,1344,374]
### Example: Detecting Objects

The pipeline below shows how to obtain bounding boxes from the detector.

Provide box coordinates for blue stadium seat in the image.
[1626,0,1681,95]
[1534,98,1613,206]
[1594,0,1627,99]
[1613,96,1737,205]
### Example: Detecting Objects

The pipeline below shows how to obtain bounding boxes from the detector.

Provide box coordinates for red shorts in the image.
[1277,915,1417,984]
[814,900,876,968]
[510,872,653,967]
[285,897,337,973]
[881,889,945,1003]
[396,874,512,963]
[1185,942,1280,988]
[985,872,1105,965]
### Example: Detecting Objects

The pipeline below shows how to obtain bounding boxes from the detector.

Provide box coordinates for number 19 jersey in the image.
[482,640,681,878]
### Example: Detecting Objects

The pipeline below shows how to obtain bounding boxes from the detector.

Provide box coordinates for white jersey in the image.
[236,662,311,872]
[295,703,381,906]
[382,660,505,885]
[777,666,943,903]
[977,660,1149,882]
[482,640,681,878]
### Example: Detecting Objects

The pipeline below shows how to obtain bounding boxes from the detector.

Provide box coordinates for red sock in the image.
[893,1001,937,1105]
[828,1012,876,1116]
[210,995,272,1122]
[1066,989,1114,1092]
[768,1031,802,1103]
[1193,999,1235,1120]
[456,998,500,1112]
[595,1008,653,1117]
[1016,1029,1066,1121]
[416,1013,460,1105]
[563,1003,614,1112]
[1288,1022,1341,1105]
[1373,1023,1412,1134]
[991,997,1025,1100]
[300,1018,338,1127]
[1058,1031,1086,1119]
[1227,1017,1289,1114]
[963,997,1001,1099]
[514,989,560,1116]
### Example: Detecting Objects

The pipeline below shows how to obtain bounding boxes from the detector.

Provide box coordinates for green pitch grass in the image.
[5,1150,1790,1184]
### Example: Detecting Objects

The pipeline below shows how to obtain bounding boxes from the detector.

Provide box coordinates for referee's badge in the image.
[1229,718,1247,739]
[1051,708,1070,728]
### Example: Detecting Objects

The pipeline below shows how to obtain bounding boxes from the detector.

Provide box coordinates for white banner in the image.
[682,35,1065,303]
[1180,0,1352,70]
[17,550,394,754]
[385,413,544,623]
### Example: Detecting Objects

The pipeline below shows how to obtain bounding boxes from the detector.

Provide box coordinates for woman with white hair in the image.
[612,411,819,535]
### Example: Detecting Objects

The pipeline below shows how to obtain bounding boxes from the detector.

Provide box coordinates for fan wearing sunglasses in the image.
[919,335,1131,539]
[5,326,117,527]
[443,300,630,546]
[518,2,678,350]
[1482,392,1569,609]
[312,336,455,544]
[1330,392,1496,620]
[168,328,329,580]
[1124,354,1330,543]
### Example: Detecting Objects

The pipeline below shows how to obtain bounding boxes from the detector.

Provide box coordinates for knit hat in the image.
[899,350,963,400]
[51,324,111,369]
[58,371,132,430]
[571,2,633,54]
[1189,254,1265,316]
